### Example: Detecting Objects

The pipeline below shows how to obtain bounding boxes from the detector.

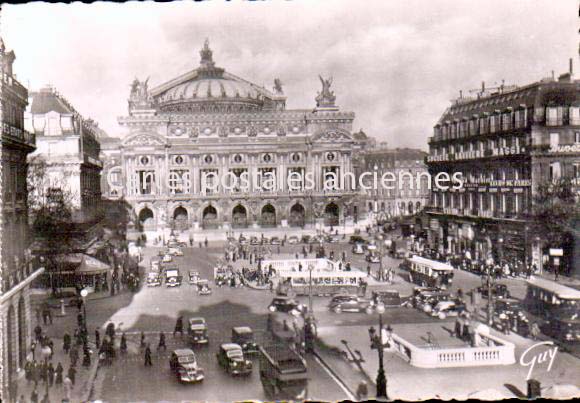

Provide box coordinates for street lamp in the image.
[368,303,390,400]
[80,288,88,321]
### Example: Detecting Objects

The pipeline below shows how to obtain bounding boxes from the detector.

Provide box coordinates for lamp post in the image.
[368,303,390,400]
[80,288,88,322]
[308,264,314,315]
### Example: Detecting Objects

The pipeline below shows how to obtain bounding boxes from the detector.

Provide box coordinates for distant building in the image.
[0,37,41,402]
[25,86,103,223]
[360,143,429,222]
[424,62,580,275]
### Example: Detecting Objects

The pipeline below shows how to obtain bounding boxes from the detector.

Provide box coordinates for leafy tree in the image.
[532,177,580,274]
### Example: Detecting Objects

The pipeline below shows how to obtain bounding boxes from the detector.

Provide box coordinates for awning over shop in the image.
[78,255,110,275]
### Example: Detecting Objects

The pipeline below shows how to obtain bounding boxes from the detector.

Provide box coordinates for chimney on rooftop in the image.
[481,81,485,92]
[570,58,573,76]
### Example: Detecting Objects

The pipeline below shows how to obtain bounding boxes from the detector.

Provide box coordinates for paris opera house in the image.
[100,41,368,232]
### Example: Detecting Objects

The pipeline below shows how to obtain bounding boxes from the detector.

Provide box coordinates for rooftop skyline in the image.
[2,0,577,149]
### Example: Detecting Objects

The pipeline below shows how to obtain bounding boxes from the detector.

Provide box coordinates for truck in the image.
[258,345,308,401]
[165,267,182,287]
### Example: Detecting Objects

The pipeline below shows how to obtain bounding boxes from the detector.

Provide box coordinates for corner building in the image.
[425,67,580,274]
[102,41,364,232]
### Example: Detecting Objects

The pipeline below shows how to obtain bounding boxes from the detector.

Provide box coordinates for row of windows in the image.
[431,135,526,156]
[431,192,530,215]
[434,109,531,140]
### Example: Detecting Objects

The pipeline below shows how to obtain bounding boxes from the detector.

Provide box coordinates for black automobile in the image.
[268,297,304,316]
[372,290,403,307]
[349,235,365,244]
[216,343,253,375]
[478,283,511,299]
[231,326,259,355]
[541,318,580,343]
[301,235,311,244]
[328,294,377,314]
[169,349,204,383]
[188,317,209,345]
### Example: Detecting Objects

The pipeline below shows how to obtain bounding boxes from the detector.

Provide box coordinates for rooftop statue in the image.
[316,75,336,107]
[129,77,152,110]
[273,78,284,95]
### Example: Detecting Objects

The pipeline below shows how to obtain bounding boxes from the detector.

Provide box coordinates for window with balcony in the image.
[502,112,512,131]
[490,115,499,133]
[570,107,580,125]
[575,132,580,144]
[546,107,563,126]
[549,162,561,180]
[549,132,560,149]
[480,117,489,134]
[573,163,580,179]
[514,109,526,129]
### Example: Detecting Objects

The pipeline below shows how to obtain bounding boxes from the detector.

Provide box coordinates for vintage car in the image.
[169,349,204,383]
[365,241,378,251]
[146,272,162,287]
[189,270,201,285]
[326,234,341,243]
[477,283,511,299]
[431,300,466,319]
[165,268,182,287]
[188,317,209,345]
[287,236,300,245]
[150,260,161,272]
[349,235,365,244]
[328,294,380,314]
[238,236,248,245]
[216,343,253,375]
[231,326,259,355]
[270,237,281,245]
[411,287,451,312]
[250,236,260,245]
[372,290,403,307]
[168,247,184,256]
[268,297,304,316]
[541,318,580,342]
[366,252,381,263]
[162,254,173,263]
[300,235,311,244]
[197,280,212,295]
[352,243,365,255]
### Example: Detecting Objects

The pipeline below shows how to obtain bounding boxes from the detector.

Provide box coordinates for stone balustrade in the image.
[388,330,515,369]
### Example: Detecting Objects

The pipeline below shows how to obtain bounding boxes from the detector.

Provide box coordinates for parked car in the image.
[288,236,300,245]
[146,272,162,287]
[150,260,160,272]
[168,247,183,256]
[300,235,311,244]
[188,317,209,345]
[326,234,341,243]
[477,283,511,299]
[366,252,380,263]
[216,343,253,375]
[540,318,580,342]
[165,268,182,287]
[169,349,204,383]
[231,326,259,355]
[431,300,465,319]
[270,237,281,245]
[411,287,451,312]
[328,294,379,314]
[352,243,365,255]
[268,297,304,316]
[250,237,260,245]
[189,270,201,285]
[239,236,248,245]
[162,254,173,263]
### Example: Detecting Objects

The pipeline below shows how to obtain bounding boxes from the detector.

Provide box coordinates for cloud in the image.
[2,0,577,149]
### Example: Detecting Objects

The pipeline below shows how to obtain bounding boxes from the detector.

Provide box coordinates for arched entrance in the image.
[202,205,218,229]
[261,204,276,227]
[173,206,189,230]
[289,203,305,227]
[18,297,26,367]
[138,207,155,230]
[324,203,339,226]
[7,305,15,385]
[416,201,421,212]
[408,201,414,215]
[232,204,248,228]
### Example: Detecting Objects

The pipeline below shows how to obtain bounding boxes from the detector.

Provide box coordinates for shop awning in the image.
[77,255,110,275]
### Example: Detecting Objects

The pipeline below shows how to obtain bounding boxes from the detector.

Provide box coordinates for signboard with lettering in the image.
[549,144,580,153]
[549,248,564,256]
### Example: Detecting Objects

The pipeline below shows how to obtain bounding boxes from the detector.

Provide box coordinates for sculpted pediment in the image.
[123,132,167,147]
[311,127,352,142]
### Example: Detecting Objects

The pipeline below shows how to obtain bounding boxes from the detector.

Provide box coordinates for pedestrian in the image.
[30,388,39,403]
[204,237,208,248]
[67,366,76,386]
[55,363,63,385]
[462,322,471,343]
[82,346,91,367]
[47,362,55,386]
[140,331,146,349]
[63,376,73,401]
[367,265,371,276]
[157,332,167,351]
[173,316,183,337]
[454,318,462,338]
[31,361,39,386]
[70,345,78,367]
[530,322,540,340]
[356,380,368,401]
[41,391,50,403]
[120,333,128,355]
[95,329,101,349]
[144,344,153,367]
[34,325,43,342]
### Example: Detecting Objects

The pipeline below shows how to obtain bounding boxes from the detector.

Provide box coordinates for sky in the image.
[2,0,578,150]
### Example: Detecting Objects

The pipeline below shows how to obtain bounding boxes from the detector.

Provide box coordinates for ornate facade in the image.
[424,64,580,275]
[25,86,103,223]
[101,41,365,232]
[0,38,41,402]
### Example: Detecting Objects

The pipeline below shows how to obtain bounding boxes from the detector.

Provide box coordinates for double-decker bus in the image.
[406,256,454,289]
[259,344,308,400]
